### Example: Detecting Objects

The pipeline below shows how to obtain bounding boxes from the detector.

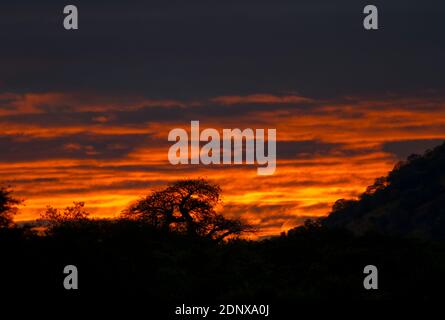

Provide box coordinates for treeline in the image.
[2,215,445,300]
[324,142,445,240]
[1,179,255,241]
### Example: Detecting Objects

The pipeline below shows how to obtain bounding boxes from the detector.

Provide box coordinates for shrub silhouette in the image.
[39,201,90,232]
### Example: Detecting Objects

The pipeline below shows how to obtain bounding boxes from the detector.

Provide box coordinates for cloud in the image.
[211,94,313,105]
[2,1,445,98]
[0,133,152,162]
[1,92,445,237]
[383,139,445,160]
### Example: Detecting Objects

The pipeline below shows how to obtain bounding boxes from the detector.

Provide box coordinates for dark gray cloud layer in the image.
[1,0,444,99]
[383,139,445,160]
[0,133,151,161]
[1,1,444,165]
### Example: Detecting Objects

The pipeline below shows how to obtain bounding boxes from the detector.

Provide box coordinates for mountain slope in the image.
[323,142,445,239]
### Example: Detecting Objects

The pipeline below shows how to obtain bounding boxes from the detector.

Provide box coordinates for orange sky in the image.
[2,92,445,237]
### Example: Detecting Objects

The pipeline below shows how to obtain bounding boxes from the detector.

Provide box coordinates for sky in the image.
[1,0,445,237]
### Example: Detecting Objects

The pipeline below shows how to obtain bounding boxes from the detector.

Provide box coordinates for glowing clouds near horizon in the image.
[1,92,445,237]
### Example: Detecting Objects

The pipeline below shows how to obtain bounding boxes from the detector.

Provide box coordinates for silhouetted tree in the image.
[39,201,90,229]
[363,176,388,197]
[331,199,356,213]
[0,187,21,228]
[122,178,254,241]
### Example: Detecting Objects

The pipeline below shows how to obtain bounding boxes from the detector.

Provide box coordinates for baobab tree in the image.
[122,179,255,241]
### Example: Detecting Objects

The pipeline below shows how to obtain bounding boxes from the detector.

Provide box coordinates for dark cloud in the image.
[1,0,444,99]
[277,140,341,159]
[0,133,153,162]
[16,180,163,197]
[0,97,317,127]
[383,139,444,160]
[3,177,59,185]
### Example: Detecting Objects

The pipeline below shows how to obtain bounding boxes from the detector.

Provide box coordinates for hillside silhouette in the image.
[323,142,445,239]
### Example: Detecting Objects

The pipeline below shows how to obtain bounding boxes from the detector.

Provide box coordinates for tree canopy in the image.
[122,178,254,241]
[0,187,21,228]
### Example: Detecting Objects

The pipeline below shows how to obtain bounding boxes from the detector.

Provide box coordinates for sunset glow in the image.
[2,92,443,237]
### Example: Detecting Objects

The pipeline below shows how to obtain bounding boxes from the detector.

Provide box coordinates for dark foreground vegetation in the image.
[3,143,445,301]
[1,220,445,301]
